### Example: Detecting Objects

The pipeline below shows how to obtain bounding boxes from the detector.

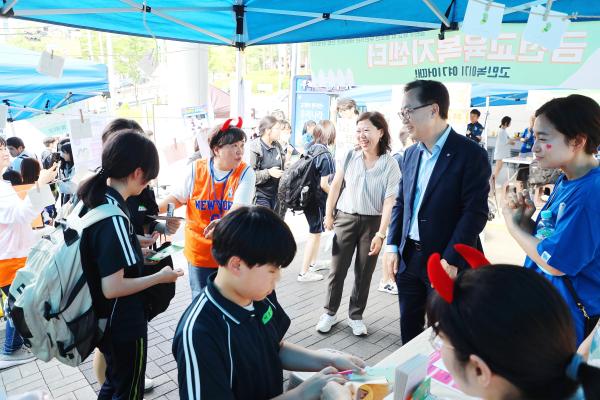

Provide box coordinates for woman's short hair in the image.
[356,111,391,156]
[20,158,41,184]
[312,120,336,146]
[208,123,246,153]
[258,116,278,137]
[337,98,358,114]
[500,116,511,128]
[277,120,291,131]
[535,94,600,154]
[43,137,57,147]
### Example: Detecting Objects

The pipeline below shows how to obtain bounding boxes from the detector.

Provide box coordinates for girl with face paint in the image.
[502,94,600,345]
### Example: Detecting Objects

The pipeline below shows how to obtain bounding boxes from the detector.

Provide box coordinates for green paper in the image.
[411,377,431,400]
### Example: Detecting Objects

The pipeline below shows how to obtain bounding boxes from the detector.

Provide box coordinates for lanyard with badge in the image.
[209,158,233,221]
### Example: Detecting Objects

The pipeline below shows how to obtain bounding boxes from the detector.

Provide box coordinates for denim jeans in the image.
[2,286,23,354]
[188,265,216,300]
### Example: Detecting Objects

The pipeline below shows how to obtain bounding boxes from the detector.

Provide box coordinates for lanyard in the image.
[542,174,565,212]
[209,158,233,214]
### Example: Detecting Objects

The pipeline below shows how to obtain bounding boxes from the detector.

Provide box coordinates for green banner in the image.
[310,22,600,88]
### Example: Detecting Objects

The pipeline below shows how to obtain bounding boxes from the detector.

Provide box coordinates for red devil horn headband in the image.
[427,244,490,303]
[220,117,243,132]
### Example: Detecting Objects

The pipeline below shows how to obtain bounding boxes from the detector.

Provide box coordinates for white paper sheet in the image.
[461,0,505,39]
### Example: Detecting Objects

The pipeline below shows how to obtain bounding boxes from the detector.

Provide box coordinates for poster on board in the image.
[182,105,212,160]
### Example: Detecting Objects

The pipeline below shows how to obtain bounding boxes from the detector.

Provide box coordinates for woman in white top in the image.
[0,137,58,368]
[317,111,401,337]
[491,116,516,186]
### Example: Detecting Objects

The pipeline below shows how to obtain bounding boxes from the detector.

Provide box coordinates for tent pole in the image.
[483,95,491,147]
[421,0,451,27]
[0,0,18,15]
[235,49,245,118]
[289,43,298,123]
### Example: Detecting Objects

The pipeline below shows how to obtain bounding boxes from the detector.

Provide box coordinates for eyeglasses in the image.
[398,103,433,121]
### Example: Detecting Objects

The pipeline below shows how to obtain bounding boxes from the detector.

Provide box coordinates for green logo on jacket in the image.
[262,306,273,324]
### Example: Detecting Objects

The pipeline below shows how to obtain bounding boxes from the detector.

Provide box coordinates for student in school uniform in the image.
[298,120,336,283]
[92,118,178,393]
[77,131,183,399]
[503,94,600,346]
[173,206,366,400]
[248,116,286,211]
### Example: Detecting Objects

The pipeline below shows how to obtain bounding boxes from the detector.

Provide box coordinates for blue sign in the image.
[290,76,331,147]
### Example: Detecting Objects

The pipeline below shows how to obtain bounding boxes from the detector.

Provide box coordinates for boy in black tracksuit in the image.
[173,206,366,400]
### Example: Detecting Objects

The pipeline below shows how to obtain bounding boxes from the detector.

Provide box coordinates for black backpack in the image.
[278,147,329,212]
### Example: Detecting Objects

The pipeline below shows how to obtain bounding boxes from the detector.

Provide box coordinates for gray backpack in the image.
[8,201,127,366]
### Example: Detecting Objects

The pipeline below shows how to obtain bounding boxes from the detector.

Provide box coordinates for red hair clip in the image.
[220,117,243,132]
[427,244,490,303]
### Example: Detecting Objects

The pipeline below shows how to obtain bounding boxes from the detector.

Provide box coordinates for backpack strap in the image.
[307,144,330,160]
[342,149,353,173]
[67,203,129,235]
[337,149,354,206]
[562,276,591,320]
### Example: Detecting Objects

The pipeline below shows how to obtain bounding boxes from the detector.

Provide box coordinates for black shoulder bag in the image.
[562,276,600,337]
[142,241,176,321]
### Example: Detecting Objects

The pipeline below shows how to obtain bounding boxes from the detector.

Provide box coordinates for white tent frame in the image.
[5,0,555,116]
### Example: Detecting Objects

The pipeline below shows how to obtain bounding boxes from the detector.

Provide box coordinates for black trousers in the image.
[324,212,381,320]
[395,240,433,344]
[98,332,147,400]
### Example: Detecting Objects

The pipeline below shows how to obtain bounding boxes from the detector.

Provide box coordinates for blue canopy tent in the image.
[4,1,596,117]
[0,44,109,121]
[2,1,597,48]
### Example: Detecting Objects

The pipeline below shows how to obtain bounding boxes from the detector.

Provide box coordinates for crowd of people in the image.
[1,78,599,400]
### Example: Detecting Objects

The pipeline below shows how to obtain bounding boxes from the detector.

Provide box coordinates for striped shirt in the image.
[337,150,401,216]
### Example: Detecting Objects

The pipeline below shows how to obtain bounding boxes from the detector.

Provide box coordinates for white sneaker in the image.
[144,378,154,392]
[297,271,324,282]
[347,319,368,336]
[0,348,36,369]
[309,260,331,272]
[316,313,338,333]
[377,281,398,295]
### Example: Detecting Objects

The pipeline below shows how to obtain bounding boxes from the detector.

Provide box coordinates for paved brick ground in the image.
[0,213,523,399]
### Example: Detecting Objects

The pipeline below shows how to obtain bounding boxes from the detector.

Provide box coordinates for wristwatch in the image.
[375,232,386,240]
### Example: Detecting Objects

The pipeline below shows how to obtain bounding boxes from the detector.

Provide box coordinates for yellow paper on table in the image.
[346,378,390,400]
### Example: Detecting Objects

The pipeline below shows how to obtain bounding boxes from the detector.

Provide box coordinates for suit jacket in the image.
[388,129,490,272]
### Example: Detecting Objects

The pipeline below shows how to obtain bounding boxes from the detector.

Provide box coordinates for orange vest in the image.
[0,258,27,288]
[184,159,249,268]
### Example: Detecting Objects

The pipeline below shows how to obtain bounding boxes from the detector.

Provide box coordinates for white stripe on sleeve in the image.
[182,293,207,400]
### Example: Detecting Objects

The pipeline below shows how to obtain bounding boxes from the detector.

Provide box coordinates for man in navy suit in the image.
[383,80,491,344]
